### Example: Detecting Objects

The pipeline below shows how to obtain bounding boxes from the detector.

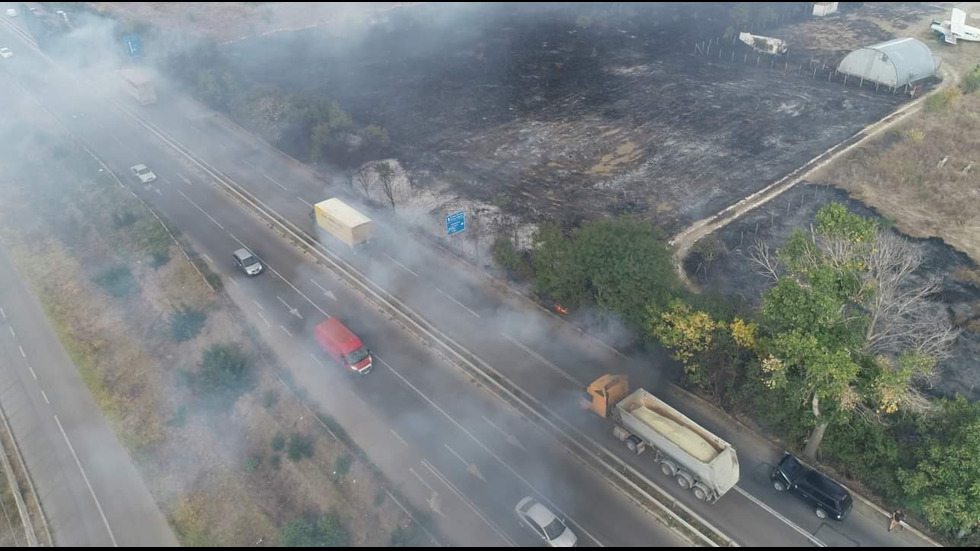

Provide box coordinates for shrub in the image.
[262,390,279,408]
[271,434,286,452]
[279,513,349,547]
[492,235,533,279]
[287,432,314,462]
[243,455,261,473]
[169,305,207,342]
[111,209,137,227]
[94,266,137,297]
[924,87,961,113]
[193,343,254,408]
[333,453,352,480]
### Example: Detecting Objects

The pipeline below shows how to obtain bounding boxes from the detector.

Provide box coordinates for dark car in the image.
[771,453,852,521]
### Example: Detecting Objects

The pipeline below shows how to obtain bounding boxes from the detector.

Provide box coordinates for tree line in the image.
[494,204,976,541]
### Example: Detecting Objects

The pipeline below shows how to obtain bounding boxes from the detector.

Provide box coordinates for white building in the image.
[813,2,839,17]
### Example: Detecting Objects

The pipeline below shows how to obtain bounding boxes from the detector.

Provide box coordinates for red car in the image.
[315,318,373,374]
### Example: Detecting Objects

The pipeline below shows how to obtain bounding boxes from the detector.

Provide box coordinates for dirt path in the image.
[670,53,960,290]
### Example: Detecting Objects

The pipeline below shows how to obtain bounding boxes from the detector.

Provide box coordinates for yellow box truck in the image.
[313,198,376,248]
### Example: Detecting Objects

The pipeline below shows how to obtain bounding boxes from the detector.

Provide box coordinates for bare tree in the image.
[748,239,782,282]
[862,231,960,367]
[376,162,396,209]
[356,165,372,199]
[344,167,357,190]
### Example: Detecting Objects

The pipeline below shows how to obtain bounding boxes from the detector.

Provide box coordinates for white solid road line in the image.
[241,159,256,169]
[501,333,584,387]
[308,353,325,368]
[256,311,272,328]
[252,299,264,311]
[390,429,409,447]
[383,253,419,277]
[280,325,293,338]
[176,189,224,230]
[733,486,826,547]
[422,459,515,547]
[409,466,437,495]
[436,288,480,318]
[202,254,213,264]
[378,356,604,547]
[296,196,313,208]
[263,173,289,192]
[54,415,118,547]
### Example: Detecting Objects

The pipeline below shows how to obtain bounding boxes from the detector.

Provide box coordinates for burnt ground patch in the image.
[684,183,980,401]
[222,2,904,234]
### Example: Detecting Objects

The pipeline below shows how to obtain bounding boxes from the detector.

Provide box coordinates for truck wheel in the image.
[815,508,828,520]
[659,461,675,477]
[773,480,787,492]
[693,485,710,502]
[625,436,643,454]
[675,474,692,490]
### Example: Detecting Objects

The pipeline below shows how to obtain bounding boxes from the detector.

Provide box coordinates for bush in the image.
[390,523,424,547]
[269,454,281,470]
[333,453,352,480]
[169,305,207,342]
[193,343,254,408]
[960,65,980,94]
[924,87,961,113]
[287,432,315,462]
[131,217,172,266]
[492,235,533,279]
[279,513,349,547]
[271,433,286,452]
[111,209,137,227]
[243,455,261,473]
[262,389,279,408]
[94,266,138,297]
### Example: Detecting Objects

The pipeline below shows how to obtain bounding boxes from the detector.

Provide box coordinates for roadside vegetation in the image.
[496,204,976,542]
[0,96,429,545]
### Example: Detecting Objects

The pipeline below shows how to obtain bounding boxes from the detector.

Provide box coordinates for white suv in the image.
[130,164,157,184]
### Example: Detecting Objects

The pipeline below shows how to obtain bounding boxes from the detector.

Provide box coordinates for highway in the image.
[0,8,934,547]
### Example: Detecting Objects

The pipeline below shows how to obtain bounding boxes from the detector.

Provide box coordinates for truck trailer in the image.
[118,68,156,105]
[585,374,740,502]
[312,198,376,249]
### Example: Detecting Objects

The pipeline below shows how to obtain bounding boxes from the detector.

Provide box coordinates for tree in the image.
[900,398,980,538]
[376,161,396,209]
[279,513,349,547]
[194,343,254,409]
[356,165,372,198]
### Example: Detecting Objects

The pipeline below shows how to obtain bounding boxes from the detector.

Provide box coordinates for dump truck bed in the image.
[616,388,739,496]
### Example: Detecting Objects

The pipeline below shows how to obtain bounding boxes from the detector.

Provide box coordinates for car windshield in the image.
[345,347,369,365]
[241,255,258,266]
[136,167,150,175]
[542,518,566,541]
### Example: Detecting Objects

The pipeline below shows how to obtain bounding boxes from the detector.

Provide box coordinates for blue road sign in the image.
[446,210,466,236]
[123,34,142,58]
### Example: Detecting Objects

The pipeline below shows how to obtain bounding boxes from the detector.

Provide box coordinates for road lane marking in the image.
[733,486,826,547]
[176,172,192,186]
[54,415,118,546]
[390,429,408,447]
[19,346,26,358]
[8,326,14,337]
[41,390,50,405]
[296,196,313,208]
[380,355,604,547]
[241,159,255,169]
[28,367,37,380]
[0,307,5,319]
[308,353,325,368]
[227,277,239,287]
[409,467,436,494]
[280,325,293,337]
[422,459,513,546]
[202,254,213,264]
[256,311,272,328]
[383,253,419,277]
[263,173,289,192]
[252,299,264,310]
[177,189,224,230]
[501,333,584,387]
[436,288,480,318]
[482,416,527,452]
[444,443,468,468]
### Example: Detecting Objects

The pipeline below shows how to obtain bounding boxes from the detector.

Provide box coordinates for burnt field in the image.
[223,2,905,234]
[684,183,980,401]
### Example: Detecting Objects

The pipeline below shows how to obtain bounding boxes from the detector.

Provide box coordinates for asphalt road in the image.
[0,18,688,549]
[0,10,933,548]
[0,244,178,547]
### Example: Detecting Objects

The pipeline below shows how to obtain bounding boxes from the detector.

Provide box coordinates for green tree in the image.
[900,398,980,538]
[194,343,254,408]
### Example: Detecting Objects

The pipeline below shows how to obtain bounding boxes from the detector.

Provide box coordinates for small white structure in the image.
[813,2,839,17]
[739,32,788,55]
[837,38,939,89]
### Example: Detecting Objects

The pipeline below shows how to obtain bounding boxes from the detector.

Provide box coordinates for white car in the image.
[130,164,157,184]
[232,248,263,276]
[0,48,12,59]
[5,8,17,17]
[515,497,577,547]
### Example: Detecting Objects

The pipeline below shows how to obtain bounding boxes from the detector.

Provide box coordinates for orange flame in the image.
[555,304,569,315]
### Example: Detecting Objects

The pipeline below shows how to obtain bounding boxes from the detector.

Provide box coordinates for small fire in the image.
[555,304,569,315]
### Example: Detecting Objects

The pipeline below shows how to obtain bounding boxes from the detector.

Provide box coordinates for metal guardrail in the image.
[113,102,737,547]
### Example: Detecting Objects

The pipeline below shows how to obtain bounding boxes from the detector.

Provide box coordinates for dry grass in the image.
[0,89,419,545]
[814,90,980,262]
